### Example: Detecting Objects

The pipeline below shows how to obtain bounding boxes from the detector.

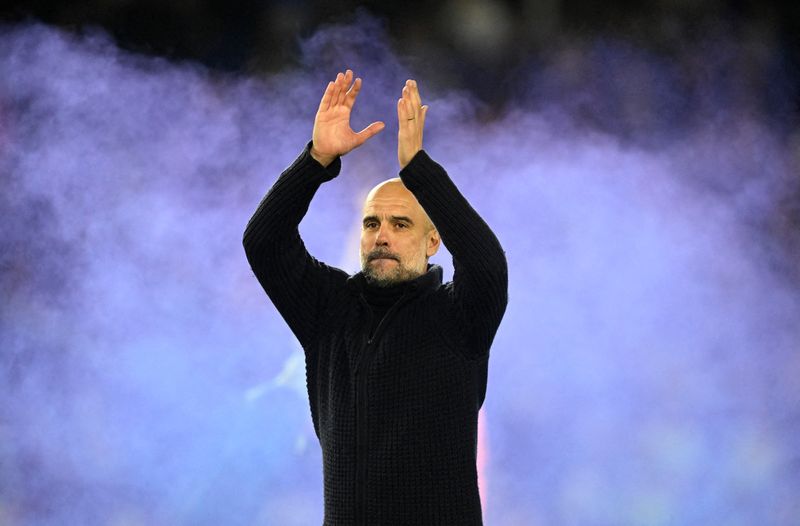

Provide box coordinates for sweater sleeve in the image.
[399,150,509,359]
[242,141,350,349]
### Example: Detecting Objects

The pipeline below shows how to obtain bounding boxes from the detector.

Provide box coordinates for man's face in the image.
[359,179,439,287]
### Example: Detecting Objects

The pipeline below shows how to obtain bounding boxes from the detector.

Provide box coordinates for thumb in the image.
[420,105,429,128]
[356,121,385,142]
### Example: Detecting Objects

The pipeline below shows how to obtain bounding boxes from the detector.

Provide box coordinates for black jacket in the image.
[243,142,508,525]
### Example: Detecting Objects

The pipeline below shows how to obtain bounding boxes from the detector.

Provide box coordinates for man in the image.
[243,69,508,525]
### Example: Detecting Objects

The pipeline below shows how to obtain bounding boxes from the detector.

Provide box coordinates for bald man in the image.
[243,70,508,525]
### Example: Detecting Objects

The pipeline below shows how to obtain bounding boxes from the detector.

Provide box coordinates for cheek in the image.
[360,233,373,250]
[401,238,425,259]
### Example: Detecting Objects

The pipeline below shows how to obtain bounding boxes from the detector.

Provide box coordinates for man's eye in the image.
[396,223,408,228]
[365,222,377,229]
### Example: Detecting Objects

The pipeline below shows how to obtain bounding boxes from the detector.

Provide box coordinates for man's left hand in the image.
[397,79,429,169]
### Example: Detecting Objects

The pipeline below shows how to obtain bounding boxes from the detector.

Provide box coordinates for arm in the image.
[243,144,347,349]
[397,80,508,357]
[243,69,385,348]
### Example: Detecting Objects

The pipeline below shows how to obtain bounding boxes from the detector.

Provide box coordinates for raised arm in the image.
[397,80,508,357]
[243,69,384,348]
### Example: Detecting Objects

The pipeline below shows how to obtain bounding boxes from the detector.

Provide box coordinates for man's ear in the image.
[426,229,441,258]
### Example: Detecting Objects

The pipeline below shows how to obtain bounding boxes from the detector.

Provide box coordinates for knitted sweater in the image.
[243,142,508,525]
[361,279,408,339]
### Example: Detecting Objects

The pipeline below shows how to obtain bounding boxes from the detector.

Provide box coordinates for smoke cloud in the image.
[1,12,798,525]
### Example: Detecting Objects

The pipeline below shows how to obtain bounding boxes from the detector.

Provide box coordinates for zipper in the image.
[353,288,415,525]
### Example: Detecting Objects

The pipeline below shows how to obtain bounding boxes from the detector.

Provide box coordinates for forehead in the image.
[362,185,421,217]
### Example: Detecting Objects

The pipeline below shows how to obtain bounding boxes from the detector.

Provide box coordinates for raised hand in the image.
[397,79,429,169]
[310,69,385,167]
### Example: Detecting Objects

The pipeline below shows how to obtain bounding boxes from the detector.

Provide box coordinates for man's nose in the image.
[375,224,391,245]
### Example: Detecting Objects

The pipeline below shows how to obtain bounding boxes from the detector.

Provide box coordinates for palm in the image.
[313,107,363,157]
[311,70,384,164]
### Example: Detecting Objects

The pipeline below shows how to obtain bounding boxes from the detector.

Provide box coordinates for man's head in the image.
[360,178,440,287]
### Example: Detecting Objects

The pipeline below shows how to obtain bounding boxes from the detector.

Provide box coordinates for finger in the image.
[398,98,415,133]
[401,86,412,118]
[409,79,422,109]
[403,80,420,120]
[402,84,413,105]
[338,69,353,106]
[402,84,419,120]
[318,81,334,112]
[420,104,429,129]
[344,77,362,108]
[397,98,412,126]
[356,121,385,143]
[331,72,344,107]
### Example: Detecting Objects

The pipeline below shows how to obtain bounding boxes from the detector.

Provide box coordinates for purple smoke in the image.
[1,13,798,526]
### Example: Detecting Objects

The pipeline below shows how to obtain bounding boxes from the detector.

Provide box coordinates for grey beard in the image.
[362,260,424,287]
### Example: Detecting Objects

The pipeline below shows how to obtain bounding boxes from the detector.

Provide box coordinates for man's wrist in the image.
[309,145,336,168]
[399,149,424,171]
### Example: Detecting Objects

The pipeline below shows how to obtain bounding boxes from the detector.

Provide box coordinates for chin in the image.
[364,275,398,287]
[364,266,399,284]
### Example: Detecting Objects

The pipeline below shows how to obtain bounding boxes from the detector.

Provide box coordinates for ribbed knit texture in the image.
[243,142,508,525]
[362,280,408,339]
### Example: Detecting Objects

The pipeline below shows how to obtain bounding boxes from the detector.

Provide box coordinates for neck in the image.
[362,277,408,307]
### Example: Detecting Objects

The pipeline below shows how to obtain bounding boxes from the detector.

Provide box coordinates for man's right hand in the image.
[310,69,385,167]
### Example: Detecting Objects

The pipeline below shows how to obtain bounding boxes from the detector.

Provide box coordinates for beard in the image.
[361,249,425,287]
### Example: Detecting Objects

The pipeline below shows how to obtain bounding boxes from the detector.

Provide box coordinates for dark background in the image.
[2,0,798,119]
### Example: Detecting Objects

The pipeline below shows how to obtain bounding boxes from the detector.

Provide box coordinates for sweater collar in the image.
[346,263,443,297]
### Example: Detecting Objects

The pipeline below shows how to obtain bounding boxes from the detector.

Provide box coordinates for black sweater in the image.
[362,279,408,339]
[243,142,508,525]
